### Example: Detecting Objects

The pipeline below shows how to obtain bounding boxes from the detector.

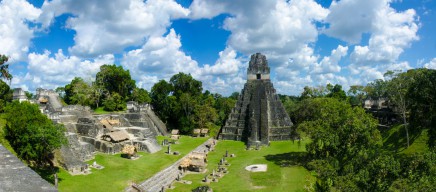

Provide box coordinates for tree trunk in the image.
[403,111,409,148]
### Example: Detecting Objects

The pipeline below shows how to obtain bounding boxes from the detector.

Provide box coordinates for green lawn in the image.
[401,129,430,155]
[58,136,207,192]
[168,139,314,192]
[382,124,429,154]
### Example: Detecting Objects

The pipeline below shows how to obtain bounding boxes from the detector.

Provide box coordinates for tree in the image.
[130,87,151,104]
[229,92,239,100]
[214,94,236,126]
[385,70,413,148]
[103,92,125,111]
[347,85,366,106]
[0,54,12,82]
[366,79,387,99]
[295,98,397,191]
[150,80,174,122]
[4,101,66,167]
[170,72,202,98]
[326,84,347,100]
[64,77,93,106]
[95,64,136,100]
[0,80,11,112]
[301,98,381,161]
[407,68,436,149]
[195,95,218,129]
[25,91,33,100]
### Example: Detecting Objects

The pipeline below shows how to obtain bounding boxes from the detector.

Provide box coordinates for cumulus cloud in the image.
[121,29,200,90]
[423,58,436,69]
[188,0,332,95]
[189,0,328,65]
[311,45,348,74]
[322,0,420,86]
[39,0,190,57]
[324,0,385,43]
[202,47,243,76]
[0,0,41,61]
[15,50,114,91]
[347,1,419,66]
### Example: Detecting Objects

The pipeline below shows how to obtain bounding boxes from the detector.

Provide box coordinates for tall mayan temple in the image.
[219,53,293,147]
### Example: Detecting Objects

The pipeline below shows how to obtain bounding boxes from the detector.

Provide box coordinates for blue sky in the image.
[1,0,435,96]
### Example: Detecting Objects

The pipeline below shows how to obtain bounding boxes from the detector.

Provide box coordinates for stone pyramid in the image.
[218,53,293,146]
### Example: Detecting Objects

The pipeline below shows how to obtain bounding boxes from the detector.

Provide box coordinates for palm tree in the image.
[0,55,13,84]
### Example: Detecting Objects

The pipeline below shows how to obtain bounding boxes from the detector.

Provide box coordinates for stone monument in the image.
[218,53,293,147]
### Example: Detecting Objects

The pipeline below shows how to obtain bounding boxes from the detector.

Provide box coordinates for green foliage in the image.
[0,114,15,155]
[0,54,12,81]
[366,79,388,99]
[326,84,347,101]
[300,98,381,161]
[95,64,136,100]
[214,93,236,125]
[194,94,218,129]
[406,68,436,149]
[347,85,368,107]
[170,72,202,98]
[150,79,174,121]
[24,91,33,100]
[0,80,12,112]
[150,73,222,134]
[389,151,436,191]
[64,77,94,106]
[130,87,151,104]
[102,92,125,111]
[4,101,66,167]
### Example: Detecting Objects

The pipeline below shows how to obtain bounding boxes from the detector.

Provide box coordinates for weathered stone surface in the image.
[219,53,293,146]
[0,144,57,191]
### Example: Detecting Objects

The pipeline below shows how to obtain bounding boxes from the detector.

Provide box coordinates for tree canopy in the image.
[4,101,66,167]
[95,64,136,100]
[0,54,12,81]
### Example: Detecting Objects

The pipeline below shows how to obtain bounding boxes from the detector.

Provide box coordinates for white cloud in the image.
[121,29,200,90]
[348,2,419,66]
[423,58,436,69]
[324,0,385,43]
[311,45,348,74]
[16,50,114,91]
[39,0,190,57]
[189,0,330,95]
[202,47,242,76]
[189,0,328,66]
[323,0,420,87]
[0,0,41,61]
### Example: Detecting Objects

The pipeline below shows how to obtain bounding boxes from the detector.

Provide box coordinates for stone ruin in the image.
[218,53,293,147]
[12,88,168,175]
[58,104,167,174]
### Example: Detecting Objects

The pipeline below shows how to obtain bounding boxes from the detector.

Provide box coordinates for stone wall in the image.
[0,144,58,191]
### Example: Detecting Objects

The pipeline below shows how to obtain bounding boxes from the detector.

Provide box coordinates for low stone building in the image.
[12,88,28,102]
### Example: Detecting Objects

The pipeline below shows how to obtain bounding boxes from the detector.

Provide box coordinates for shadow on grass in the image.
[381,124,423,152]
[32,166,62,184]
[265,152,308,167]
